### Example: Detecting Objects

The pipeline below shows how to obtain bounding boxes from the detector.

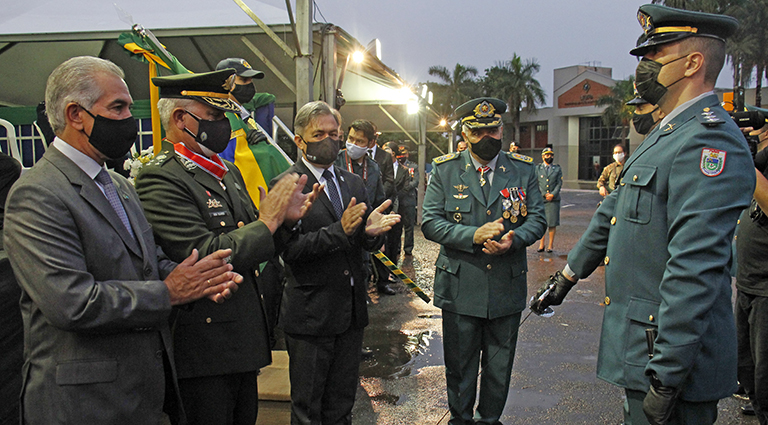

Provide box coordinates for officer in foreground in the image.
[423,97,545,424]
[532,5,754,424]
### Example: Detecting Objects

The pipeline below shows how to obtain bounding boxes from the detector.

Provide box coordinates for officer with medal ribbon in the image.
[422,97,546,424]
[135,69,320,425]
[531,5,754,424]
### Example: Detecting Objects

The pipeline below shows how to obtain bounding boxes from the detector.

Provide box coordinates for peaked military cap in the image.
[216,58,265,79]
[152,69,240,113]
[455,97,507,129]
[627,97,649,106]
[630,4,739,56]
[542,146,554,155]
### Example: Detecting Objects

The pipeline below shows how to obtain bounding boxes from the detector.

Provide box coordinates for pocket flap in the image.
[436,254,459,275]
[624,165,657,187]
[56,359,118,385]
[626,297,660,326]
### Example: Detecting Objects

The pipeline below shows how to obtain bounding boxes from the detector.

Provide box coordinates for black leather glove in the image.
[642,374,680,425]
[529,270,576,314]
[246,129,268,145]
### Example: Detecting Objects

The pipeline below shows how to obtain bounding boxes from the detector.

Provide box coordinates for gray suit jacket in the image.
[3,146,183,425]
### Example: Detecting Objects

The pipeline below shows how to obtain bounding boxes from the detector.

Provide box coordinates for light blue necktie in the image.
[95,169,135,238]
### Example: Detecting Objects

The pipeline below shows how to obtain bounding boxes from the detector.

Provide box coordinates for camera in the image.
[731,110,766,158]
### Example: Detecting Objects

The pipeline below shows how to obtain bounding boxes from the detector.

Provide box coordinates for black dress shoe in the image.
[546,249,553,253]
[537,248,544,252]
[742,403,756,416]
[377,284,396,295]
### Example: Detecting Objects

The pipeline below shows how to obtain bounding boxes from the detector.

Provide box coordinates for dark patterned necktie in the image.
[322,169,344,219]
[478,166,492,202]
[95,169,135,238]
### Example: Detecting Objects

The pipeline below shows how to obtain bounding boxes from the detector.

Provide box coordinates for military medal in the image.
[511,187,521,216]
[517,188,528,216]
[500,188,513,221]
[453,212,462,223]
[478,165,491,187]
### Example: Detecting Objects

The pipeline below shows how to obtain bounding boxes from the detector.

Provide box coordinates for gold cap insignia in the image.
[473,101,496,118]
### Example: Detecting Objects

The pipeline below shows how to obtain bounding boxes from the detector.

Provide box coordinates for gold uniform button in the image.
[456,207,460,211]
[220,221,226,226]
[610,217,617,225]
[604,256,610,265]
[633,175,638,182]
[649,315,654,322]
[487,210,491,216]
[737,219,741,225]
[206,317,212,324]
[604,296,611,305]
[620,182,625,186]
[486,264,492,270]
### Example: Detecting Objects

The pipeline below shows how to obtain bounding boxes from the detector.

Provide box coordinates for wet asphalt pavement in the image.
[257,189,756,425]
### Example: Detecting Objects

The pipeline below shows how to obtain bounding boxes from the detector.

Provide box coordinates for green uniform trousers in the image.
[624,389,718,425]
[442,310,521,425]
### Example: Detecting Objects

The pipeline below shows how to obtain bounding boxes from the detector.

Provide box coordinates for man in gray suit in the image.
[3,56,242,425]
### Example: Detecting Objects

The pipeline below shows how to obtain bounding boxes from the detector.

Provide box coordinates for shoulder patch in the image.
[509,153,533,163]
[697,107,725,127]
[700,148,726,176]
[434,152,460,164]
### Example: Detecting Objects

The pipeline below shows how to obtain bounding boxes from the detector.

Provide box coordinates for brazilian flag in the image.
[118,25,291,208]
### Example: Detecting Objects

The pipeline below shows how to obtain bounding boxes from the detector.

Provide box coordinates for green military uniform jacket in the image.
[422,150,547,318]
[136,148,284,378]
[536,162,562,202]
[567,95,755,401]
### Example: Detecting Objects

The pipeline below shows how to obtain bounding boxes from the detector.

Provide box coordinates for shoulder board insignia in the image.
[510,153,533,163]
[697,108,725,127]
[148,151,171,166]
[179,156,198,170]
[434,152,459,164]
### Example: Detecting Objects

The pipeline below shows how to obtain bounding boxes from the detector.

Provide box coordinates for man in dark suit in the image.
[383,141,411,266]
[135,70,319,425]
[3,56,240,425]
[271,101,399,424]
[396,144,419,256]
[336,119,394,294]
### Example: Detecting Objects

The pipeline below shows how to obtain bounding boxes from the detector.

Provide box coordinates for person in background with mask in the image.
[135,69,320,425]
[335,119,392,294]
[531,5,753,424]
[508,141,519,154]
[4,56,242,425]
[536,145,562,253]
[456,140,468,152]
[271,101,399,424]
[629,94,665,137]
[597,143,627,198]
[215,58,290,209]
[422,97,546,425]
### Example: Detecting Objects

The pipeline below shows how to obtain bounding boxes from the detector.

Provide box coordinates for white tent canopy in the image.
[0,0,438,132]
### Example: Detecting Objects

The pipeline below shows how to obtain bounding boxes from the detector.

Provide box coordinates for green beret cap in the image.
[152,69,240,113]
[630,4,738,56]
[454,97,507,129]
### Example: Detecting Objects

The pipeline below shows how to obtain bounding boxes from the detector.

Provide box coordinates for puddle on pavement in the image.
[360,329,440,379]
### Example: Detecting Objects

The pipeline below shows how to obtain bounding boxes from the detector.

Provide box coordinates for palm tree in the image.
[482,55,546,145]
[596,76,636,140]
[427,63,480,117]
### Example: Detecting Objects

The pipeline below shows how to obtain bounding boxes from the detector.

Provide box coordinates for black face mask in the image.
[635,55,687,105]
[303,136,340,166]
[469,135,502,161]
[183,110,232,154]
[543,157,553,164]
[231,83,256,105]
[632,107,660,135]
[81,107,138,160]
